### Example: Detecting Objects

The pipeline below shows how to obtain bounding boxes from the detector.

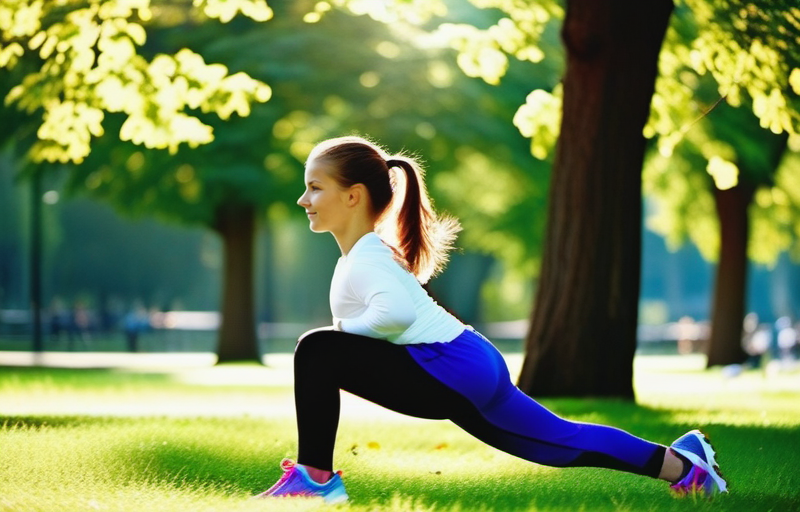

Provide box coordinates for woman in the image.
[256,136,727,504]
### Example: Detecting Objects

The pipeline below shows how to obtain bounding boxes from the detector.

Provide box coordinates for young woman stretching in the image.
[256,136,727,503]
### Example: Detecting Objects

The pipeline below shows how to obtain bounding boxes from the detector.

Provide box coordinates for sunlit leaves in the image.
[34,100,105,163]
[513,85,561,160]
[645,0,800,264]
[314,0,447,25]
[706,156,739,190]
[330,0,558,85]
[194,0,273,23]
[651,0,800,157]
[750,153,800,264]
[0,42,23,67]
[435,0,560,85]
[643,151,720,260]
[791,68,800,94]
[0,0,44,39]
[439,24,508,85]
[1,0,273,164]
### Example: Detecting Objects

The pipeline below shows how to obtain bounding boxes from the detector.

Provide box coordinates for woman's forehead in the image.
[305,159,335,180]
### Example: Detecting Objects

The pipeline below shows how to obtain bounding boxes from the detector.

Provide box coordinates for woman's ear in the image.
[347,184,367,208]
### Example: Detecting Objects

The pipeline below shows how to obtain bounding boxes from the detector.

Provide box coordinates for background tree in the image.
[1,0,274,356]
[646,101,792,366]
[645,0,800,367]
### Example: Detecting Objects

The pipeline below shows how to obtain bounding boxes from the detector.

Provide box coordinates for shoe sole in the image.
[672,430,728,494]
[324,493,349,505]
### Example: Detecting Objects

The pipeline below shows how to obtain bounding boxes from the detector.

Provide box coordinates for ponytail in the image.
[385,157,460,284]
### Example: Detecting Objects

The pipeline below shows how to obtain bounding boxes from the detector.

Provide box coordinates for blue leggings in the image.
[294,329,666,477]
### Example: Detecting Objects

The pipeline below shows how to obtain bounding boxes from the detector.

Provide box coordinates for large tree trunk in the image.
[705,183,754,367]
[518,0,673,399]
[214,203,260,363]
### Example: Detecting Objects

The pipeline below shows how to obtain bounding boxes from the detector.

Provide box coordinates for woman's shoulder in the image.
[349,233,392,259]
[347,234,410,275]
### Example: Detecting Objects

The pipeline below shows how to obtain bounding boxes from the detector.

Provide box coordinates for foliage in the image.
[650,0,800,156]
[643,3,800,265]
[0,0,273,164]
[449,0,800,266]
[322,0,562,85]
[751,152,800,262]
[502,1,800,164]
[1,0,553,268]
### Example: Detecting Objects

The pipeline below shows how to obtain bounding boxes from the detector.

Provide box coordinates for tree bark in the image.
[518,0,673,399]
[705,183,755,367]
[214,203,261,363]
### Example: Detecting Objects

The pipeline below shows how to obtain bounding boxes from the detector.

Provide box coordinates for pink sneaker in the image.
[254,459,349,504]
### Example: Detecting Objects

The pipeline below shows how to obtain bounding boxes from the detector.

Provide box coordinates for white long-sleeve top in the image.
[330,232,466,344]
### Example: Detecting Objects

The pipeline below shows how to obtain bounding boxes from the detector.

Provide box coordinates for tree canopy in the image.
[438,0,800,271]
[0,0,273,164]
[645,1,800,266]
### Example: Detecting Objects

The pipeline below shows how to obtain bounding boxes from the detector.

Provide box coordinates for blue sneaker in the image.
[669,430,728,497]
[255,459,349,504]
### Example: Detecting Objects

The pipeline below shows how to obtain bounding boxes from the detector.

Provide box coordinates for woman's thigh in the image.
[295,330,475,420]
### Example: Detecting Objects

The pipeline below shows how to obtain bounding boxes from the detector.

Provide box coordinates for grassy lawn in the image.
[1,353,799,512]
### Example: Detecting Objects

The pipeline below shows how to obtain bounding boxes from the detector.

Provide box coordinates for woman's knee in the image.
[296,329,331,356]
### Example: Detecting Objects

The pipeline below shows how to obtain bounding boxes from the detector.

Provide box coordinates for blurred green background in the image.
[1,0,798,359]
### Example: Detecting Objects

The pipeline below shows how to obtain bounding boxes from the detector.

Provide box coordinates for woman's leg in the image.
[405,330,668,478]
[451,386,667,476]
[293,329,470,472]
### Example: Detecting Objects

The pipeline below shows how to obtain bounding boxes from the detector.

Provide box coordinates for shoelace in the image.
[259,459,298,495]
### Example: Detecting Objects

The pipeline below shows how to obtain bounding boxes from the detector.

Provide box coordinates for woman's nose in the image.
[297,192,309,207]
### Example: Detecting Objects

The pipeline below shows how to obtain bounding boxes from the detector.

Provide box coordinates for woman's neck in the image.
[333,220,375,256]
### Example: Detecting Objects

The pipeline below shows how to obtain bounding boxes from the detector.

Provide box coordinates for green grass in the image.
[1,354,799,511]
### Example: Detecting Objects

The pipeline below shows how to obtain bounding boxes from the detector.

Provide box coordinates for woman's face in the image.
[297,159,351,234]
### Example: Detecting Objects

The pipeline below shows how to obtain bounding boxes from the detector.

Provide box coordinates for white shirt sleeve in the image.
[337,262,417,340]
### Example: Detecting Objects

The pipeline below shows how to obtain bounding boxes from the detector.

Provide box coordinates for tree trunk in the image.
[214,203,261,363]
[705,183,754,367]
[518,0,673,399]
[702,120,788,367]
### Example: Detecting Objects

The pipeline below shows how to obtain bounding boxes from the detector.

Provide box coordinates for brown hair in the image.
[308,136,460,283]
